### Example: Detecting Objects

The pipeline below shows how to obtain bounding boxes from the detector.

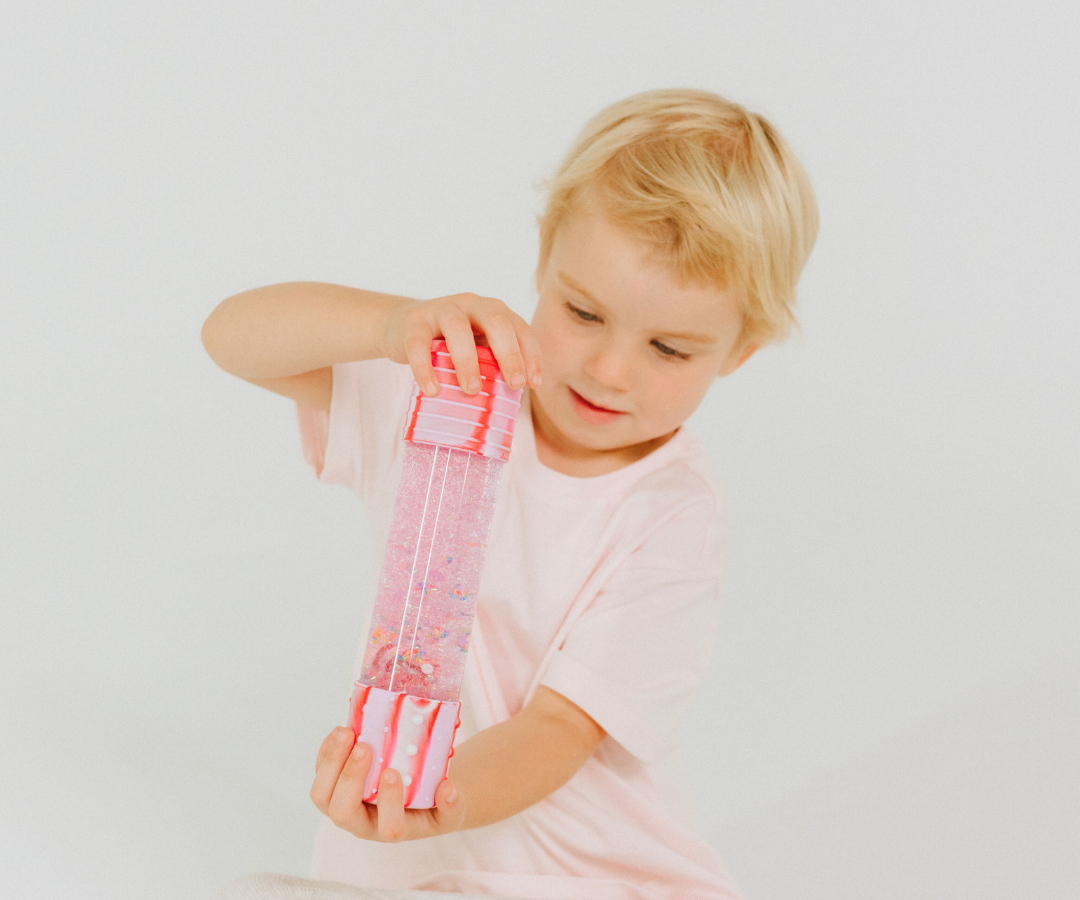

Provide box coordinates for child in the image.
[203,88,817,899]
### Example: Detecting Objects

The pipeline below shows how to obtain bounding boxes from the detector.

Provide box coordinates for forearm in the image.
[201,281,411,379]
[449,691,604,830]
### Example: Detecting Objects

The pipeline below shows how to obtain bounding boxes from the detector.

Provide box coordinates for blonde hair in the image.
[538,88,818,346]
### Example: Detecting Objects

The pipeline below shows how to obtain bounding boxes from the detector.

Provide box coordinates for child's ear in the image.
[718,342,758,376]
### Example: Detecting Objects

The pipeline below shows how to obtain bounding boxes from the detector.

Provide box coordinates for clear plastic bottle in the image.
[346,339,521,808]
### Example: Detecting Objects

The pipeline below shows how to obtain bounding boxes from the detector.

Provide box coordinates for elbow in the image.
[200,305,233,372]
[200,312,220,365]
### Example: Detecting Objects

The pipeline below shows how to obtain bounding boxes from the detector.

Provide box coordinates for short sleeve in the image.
[539,496,725,765]
[295,358,415,500]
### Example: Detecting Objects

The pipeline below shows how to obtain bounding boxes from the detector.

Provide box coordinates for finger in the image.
[439,313,482,395]
[375,768,408,842]
[430,777,467,832]
[327,739,376,833]
[315,726,348,774]
[404,324,439,396]
[514,319,543,387]
[310,727,354,814]
[482,312,527,390]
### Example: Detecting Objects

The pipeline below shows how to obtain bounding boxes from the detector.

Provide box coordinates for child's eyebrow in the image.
[557,271,607,310]
[558,271,718,346]
[656,330,720,346]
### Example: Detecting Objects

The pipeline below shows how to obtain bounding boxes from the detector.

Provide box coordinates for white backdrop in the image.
[2,3,1077,899]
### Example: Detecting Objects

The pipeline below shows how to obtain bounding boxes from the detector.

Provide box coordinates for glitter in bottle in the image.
[359,440,502,701]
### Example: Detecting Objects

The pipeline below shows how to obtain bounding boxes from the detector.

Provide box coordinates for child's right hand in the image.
[380,293,542,397]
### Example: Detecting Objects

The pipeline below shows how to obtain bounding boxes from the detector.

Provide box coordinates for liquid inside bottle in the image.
[360,441,502,701]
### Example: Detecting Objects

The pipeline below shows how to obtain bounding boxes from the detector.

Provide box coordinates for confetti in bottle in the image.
[346,340,521,808]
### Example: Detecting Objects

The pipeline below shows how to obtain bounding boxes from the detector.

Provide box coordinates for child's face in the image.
[530,208,752,471]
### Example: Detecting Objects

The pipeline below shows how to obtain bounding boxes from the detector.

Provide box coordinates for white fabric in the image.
[295,358,741,900]
[216,872,503,900]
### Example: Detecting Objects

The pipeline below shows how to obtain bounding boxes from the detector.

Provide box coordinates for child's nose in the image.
[583,341,633,392]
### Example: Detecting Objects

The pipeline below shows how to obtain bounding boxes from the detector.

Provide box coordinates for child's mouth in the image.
[569,388,625,425]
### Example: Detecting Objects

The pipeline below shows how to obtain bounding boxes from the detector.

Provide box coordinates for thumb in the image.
[432,778,466,831]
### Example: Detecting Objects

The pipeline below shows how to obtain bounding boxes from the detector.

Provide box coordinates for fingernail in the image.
[336,728,351,744]
[384,769,398,785]
[467,377,481,393]
[445,784,458,803]
[426,381,439,395]
[510,373,525,388]
[353,741,368,758]
[532,373,542,386]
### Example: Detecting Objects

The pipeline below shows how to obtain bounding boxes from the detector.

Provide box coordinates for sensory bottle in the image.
[346,339,521,808]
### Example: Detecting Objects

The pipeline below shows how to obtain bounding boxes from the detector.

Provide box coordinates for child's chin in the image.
[569,424,636,452]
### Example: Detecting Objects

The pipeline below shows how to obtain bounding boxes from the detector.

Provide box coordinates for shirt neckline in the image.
[512,390,695,498]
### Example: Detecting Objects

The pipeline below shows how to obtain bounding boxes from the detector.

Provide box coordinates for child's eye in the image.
[651,339,691,360]
[567,302,600,323]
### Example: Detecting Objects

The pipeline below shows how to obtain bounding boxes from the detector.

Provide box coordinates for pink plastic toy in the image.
[346,339,522,808]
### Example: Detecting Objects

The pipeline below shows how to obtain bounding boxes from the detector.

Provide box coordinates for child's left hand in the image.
[310,726,466,842]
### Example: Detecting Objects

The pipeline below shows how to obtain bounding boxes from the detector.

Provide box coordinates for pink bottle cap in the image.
[348,682,461,809]
[403,339,523,462]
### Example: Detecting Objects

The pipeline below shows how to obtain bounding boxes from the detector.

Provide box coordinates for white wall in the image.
[2,3,1076,898]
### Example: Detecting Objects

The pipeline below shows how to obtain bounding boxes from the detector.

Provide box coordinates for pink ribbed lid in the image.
[402,339,523,461]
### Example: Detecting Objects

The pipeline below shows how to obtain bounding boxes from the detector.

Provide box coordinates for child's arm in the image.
[201,282,542,412]
[310,685,605,842]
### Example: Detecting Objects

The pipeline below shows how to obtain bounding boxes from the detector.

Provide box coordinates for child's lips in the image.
[569,388,625,424]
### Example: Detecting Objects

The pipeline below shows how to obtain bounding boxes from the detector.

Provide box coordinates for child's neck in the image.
[529,397,677,478]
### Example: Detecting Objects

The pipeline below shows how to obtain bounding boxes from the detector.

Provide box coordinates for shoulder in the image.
[608,429,726,567]
[620,428,721,517]
[327,358,418,446]
[331,357,416,409]
[302,358,417,494]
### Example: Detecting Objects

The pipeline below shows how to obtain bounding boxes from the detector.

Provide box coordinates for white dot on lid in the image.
[378,757,384,763]
[412,713,424,725]
[402,775,412,787]
[383,726,389,732]
[421,664,434,675]
[406,744,418,756]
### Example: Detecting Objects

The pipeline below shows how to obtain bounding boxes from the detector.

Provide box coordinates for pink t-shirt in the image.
[296,358,741,900]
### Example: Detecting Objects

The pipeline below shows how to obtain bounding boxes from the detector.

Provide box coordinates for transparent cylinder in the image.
[359,441,502,701]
